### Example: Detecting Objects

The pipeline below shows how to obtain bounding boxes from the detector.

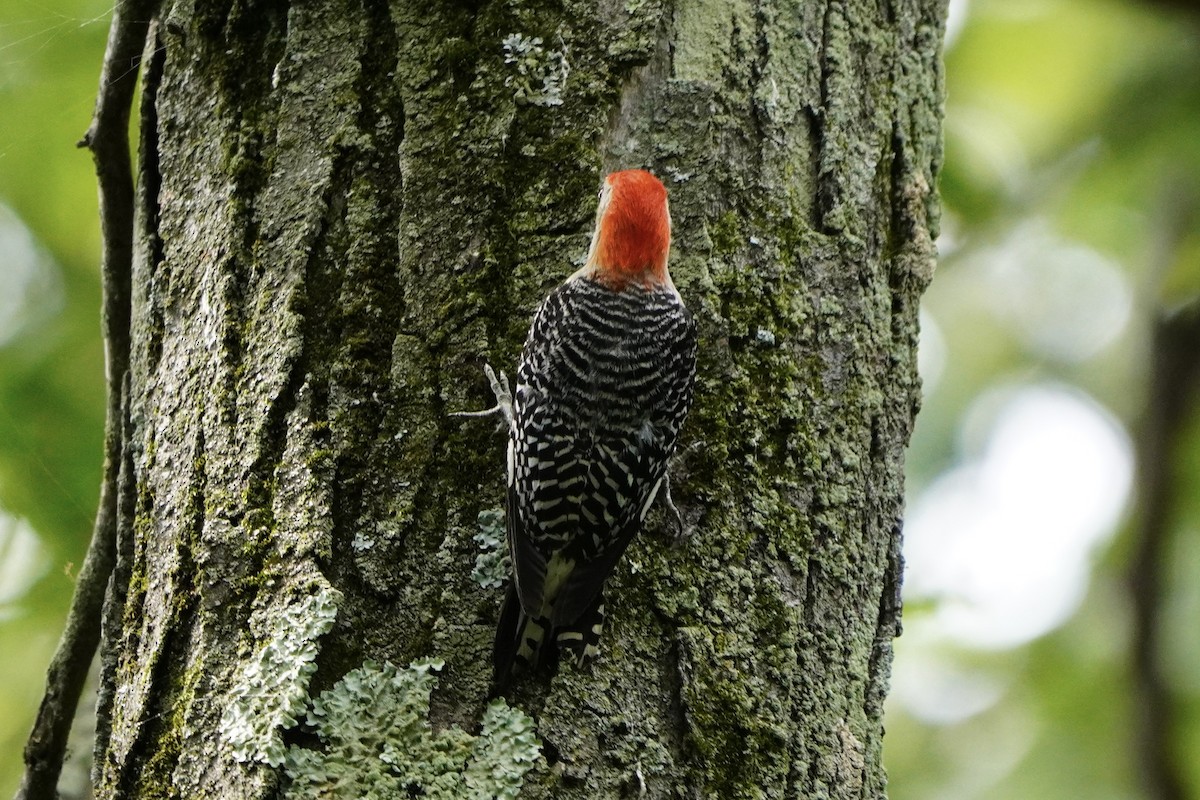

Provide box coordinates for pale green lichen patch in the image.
[219,584,342,767]
[471,508,510,589]
[463,699,545,799]
[502,32,570,107]
[283,660,541,799]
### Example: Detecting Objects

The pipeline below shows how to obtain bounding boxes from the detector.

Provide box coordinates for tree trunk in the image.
[81,0,945,797]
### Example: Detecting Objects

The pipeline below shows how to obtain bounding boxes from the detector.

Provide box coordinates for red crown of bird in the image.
[588,169,672,290]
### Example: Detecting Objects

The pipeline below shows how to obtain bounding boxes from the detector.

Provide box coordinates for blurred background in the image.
[1,0,1198,796]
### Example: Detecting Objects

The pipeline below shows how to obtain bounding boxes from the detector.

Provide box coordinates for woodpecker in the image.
[484,169,698,687]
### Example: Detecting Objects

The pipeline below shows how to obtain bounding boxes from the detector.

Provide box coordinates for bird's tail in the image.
[491,584,607,692]
[492,583,546,692]
[553,596,606,667]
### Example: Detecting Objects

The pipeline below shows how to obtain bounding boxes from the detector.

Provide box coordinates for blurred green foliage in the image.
[1,0,1198,797]
[892,1,1200,799]
[1,1,110,794]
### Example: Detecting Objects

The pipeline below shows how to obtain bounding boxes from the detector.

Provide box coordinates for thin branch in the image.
[1130,306,1200,800]
[1128,184,1200,800]
[16,1,156,797]
[1135,0,1200,21]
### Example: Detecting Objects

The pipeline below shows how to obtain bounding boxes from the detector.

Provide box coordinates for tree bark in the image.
[76,0,945,797]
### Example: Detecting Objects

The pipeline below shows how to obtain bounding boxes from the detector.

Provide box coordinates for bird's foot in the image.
[661,473,689,546]
[450,363,515,431]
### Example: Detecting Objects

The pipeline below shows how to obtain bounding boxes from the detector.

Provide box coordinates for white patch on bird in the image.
[517,617,546,662]
[540,553,577,618]
[639,477,663,521]
[507,440,516,487]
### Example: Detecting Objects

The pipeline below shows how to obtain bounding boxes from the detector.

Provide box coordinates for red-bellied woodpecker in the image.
[461,169,698,688]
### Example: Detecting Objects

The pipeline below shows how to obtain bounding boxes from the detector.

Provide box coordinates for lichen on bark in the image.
[282,659,541,798]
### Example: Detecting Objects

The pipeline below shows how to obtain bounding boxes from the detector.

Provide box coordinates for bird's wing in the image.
[505,281,696,626]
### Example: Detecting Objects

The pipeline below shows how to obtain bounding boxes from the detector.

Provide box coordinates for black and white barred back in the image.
[495,275,697,683]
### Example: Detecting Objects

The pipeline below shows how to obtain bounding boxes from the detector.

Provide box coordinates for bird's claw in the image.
[450,363,515,431]
[661,473,689,546]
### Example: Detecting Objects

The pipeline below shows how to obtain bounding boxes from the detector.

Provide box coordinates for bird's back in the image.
[519,278,695,438]
[507,276,696,625]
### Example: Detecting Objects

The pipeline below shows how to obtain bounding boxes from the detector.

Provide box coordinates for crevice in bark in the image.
[662,628,694,786]
[886,112,935,300]
[866,520,903,701]
[94,377,137,787]
[141,30,167,379]
[748,0,774,184]
[242,328,309,552]
[115,430,203,798]
[815,0,839,233]
[600,10,672,173]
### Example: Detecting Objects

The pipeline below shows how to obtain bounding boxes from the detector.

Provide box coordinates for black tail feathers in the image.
[490,584,607,693]
[491,583,534,692]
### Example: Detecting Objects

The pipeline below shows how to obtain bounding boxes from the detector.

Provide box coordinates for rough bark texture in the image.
[93,0,944,797]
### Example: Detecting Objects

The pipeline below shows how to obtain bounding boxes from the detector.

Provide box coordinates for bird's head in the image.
[581,169,673,291]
